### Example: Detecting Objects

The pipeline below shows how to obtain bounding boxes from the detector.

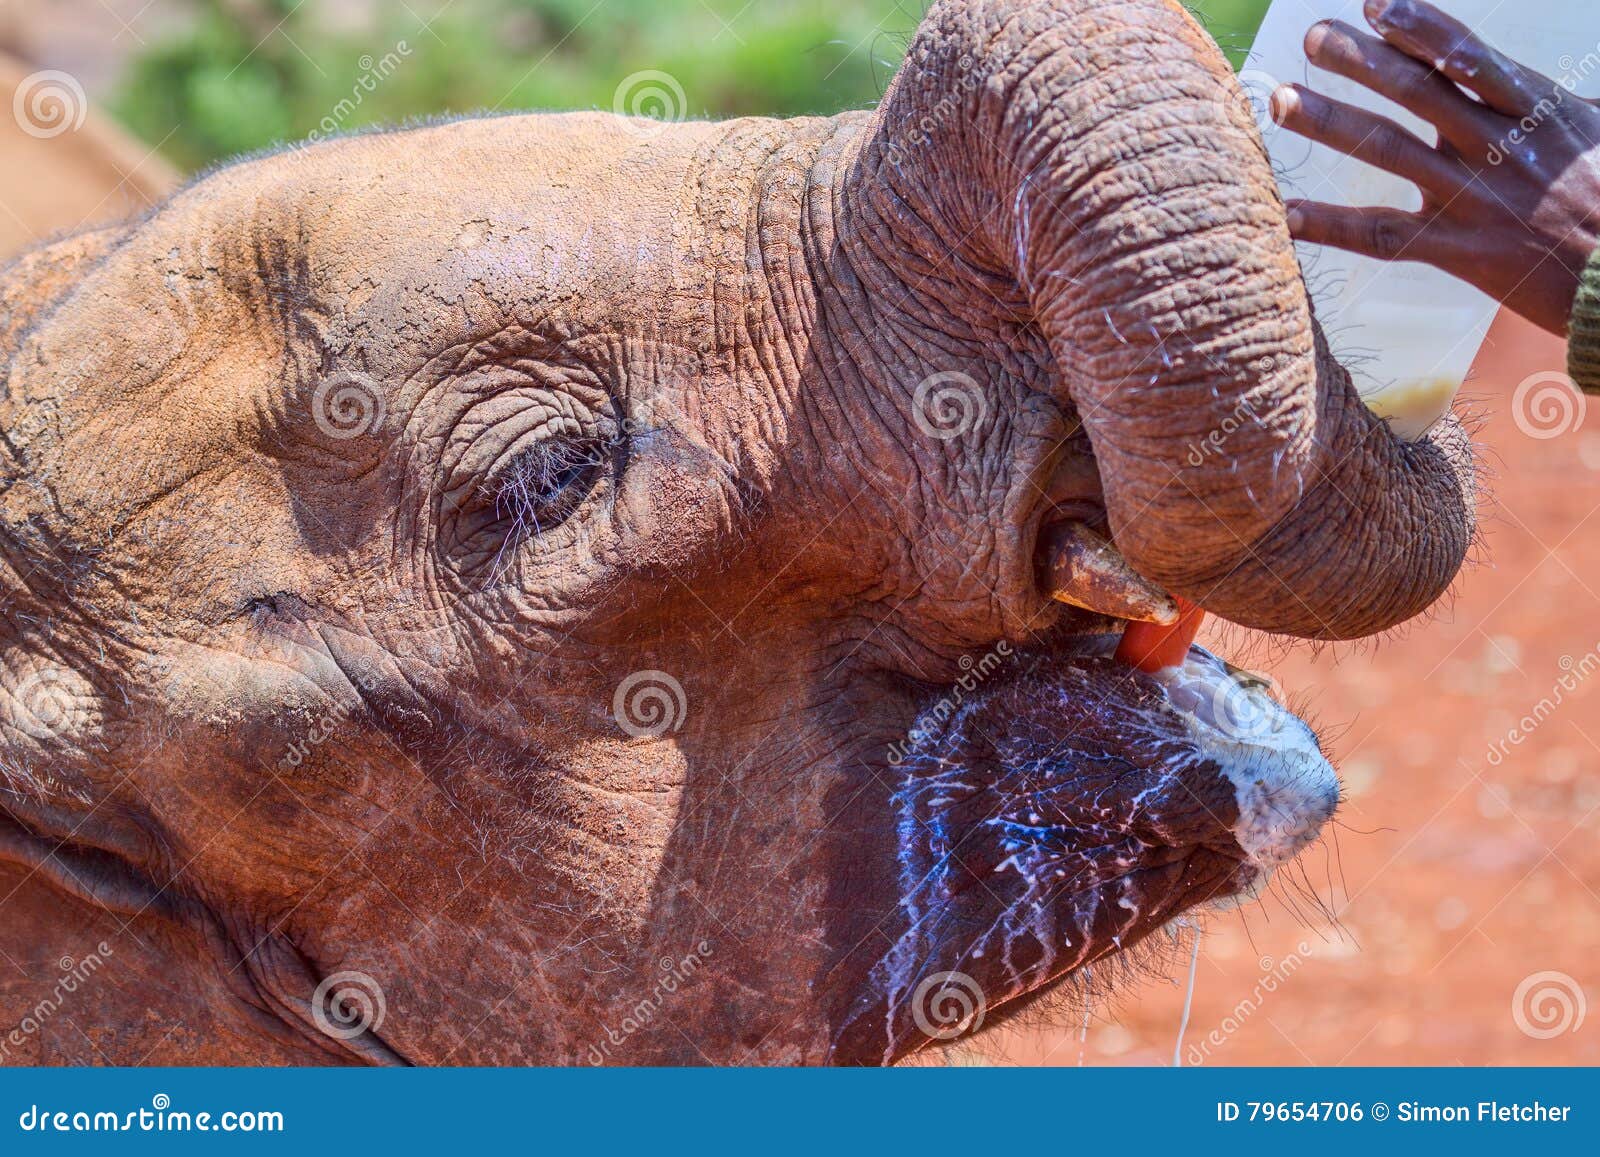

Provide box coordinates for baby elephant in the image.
[0,0,1470,1065]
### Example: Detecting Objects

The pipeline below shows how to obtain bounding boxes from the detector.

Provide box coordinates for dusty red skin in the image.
[1116,598,1204,673]
[0,0,1471,1068]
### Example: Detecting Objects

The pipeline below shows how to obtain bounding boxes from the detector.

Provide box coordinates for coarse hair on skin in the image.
[894,920,1204,1066]
[907,857,1350,1068]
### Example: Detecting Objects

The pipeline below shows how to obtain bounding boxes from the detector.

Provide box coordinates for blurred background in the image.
[1,0,1593,1065]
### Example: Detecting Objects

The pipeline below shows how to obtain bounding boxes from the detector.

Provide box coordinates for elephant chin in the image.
[831,643,1337,1065]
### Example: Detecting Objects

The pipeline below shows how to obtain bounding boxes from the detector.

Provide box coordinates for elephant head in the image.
[0,0,1471,1066]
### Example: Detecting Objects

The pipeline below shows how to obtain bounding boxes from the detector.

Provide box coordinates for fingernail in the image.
[1368,0,1410,31]
[1269,86,1299,124]
[1287,207,1307,234]
[1304,20,1341,57]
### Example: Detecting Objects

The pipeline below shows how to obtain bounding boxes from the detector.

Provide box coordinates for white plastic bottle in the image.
[1245,0,1600,439]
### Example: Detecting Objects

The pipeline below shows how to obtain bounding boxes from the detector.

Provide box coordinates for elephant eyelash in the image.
[480,437,608,542]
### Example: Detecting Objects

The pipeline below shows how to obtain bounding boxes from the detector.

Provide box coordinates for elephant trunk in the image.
[859,0,1473,639]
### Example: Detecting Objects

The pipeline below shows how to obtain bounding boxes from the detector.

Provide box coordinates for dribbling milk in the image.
[1245,0,1600,438]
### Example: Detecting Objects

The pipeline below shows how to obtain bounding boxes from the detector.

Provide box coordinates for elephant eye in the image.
[480,437,606,539]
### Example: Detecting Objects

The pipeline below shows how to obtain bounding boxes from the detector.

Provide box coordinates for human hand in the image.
[1270,0,1600,336]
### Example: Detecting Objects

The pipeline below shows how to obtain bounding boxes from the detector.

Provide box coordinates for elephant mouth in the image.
[834,640,1338,1064]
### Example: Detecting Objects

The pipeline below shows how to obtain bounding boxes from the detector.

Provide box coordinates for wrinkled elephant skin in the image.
[0,0,1471,1065]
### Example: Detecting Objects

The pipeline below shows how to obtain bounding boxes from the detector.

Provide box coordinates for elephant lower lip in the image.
[842,642,1339,1063]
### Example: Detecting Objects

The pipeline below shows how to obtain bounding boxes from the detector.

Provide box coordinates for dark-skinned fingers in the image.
[1271,85,1472,200]
[1303,19,1492,150]
[1364,0,1551,119]
[1285,201,1456,266]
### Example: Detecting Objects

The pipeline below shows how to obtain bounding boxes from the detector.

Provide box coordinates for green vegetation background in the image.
[117,0,1275,172]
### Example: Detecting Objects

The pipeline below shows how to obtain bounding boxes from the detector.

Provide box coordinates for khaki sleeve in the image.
[1568,245,1600,394]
